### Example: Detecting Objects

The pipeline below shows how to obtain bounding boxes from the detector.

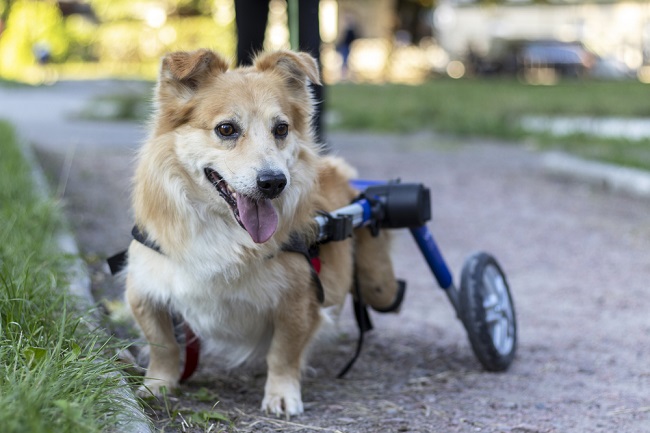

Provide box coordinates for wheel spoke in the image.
[492,319,506,348]
[485,309,503,324]
[482,264,515,355]
[483,293,498,309]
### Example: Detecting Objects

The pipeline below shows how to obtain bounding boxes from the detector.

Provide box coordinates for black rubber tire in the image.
[460,252,517,372]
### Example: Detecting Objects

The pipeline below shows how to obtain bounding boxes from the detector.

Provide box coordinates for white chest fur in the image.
[127,233,291,367]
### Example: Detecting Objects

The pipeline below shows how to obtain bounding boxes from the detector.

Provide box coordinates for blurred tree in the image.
[0,0,11,23]
[0,0,236,81]
[89,0,216,21]
[174,0,214,16]
[64,10,98,61]
[396,0,434,44]
[87,0,235,75]
[0,0,69,80]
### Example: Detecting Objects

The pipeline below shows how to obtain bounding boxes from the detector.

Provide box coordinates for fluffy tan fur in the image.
[125,49,398,417]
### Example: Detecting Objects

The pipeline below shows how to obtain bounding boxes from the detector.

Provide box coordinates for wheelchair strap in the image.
[337,272,374,378]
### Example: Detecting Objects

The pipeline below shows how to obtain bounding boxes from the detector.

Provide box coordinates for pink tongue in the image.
[236,195,278,243]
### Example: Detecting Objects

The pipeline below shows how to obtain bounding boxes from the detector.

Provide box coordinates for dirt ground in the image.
[32,128,649,433]
[4,79,646,433]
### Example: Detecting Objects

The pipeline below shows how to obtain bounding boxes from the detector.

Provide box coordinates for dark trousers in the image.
[234,0,325,145]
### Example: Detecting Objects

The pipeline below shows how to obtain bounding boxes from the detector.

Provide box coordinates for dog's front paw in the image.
[262,376,303,418]
[137,378,179,398]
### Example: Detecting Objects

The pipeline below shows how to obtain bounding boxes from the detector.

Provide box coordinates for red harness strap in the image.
[310,257,321,274]
[180,324,201,383]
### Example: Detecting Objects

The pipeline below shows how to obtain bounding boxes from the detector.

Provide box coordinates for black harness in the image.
[108,226,325,304]
[107,226,161,275]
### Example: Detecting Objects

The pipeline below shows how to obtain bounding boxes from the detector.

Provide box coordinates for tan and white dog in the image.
[125,49,399,417]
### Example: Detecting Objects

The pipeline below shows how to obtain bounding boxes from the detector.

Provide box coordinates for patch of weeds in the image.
[193,387,222,403]
[143,386,234,432]
[0,120,145,432]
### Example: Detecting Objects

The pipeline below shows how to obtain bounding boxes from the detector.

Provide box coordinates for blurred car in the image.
[468,39,597,79]
[520,40,596,77]
[589,56,636,80]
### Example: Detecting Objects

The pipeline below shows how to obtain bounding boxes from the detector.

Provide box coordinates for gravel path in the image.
[2,82,649,432]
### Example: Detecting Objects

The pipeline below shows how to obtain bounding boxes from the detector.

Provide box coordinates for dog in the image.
[125,49,400,417]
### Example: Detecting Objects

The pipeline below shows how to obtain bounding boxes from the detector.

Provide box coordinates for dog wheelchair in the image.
[320,179,517,374]
[109,179,517,379]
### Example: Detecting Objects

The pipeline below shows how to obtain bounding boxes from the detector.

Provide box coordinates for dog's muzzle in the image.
[204,167,280,244]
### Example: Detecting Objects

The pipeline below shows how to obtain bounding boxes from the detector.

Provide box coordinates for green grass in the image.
[0,121,142,433]
[327,78,650,170]
[327,79,650,134]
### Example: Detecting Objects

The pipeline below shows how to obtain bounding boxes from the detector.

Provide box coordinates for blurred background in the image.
[2,0,650,170]
[2,4,650,431]
[1,0,650,85]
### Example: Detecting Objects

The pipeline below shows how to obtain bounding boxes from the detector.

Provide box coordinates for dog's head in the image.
[153,49,321,244]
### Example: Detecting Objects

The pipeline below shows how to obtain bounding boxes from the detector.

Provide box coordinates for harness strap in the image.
[131,225,162,253]
[180,324,201,383]
[281,232,325,304]
[106,226,162,275]
[337,273,374,378]
[107,250,127,276]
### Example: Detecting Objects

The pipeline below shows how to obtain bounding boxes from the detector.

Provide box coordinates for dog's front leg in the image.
[126,281,180,397]
[262,286,320,418]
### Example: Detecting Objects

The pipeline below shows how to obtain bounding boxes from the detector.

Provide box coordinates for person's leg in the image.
[297,0,325,146]
[235,0,270,66]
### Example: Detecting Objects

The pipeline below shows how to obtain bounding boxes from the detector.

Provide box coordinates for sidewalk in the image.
[2,81,649,432]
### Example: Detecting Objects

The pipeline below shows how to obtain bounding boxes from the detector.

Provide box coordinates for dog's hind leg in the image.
[354,227,402,312]
[262,258,321,418]
[126,279,180,397]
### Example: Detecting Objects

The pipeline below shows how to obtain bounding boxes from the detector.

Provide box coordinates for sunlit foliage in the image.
[0,0,68,80]
[0,0,236,82]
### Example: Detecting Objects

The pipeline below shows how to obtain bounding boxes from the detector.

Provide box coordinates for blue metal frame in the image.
[409,226,453,290]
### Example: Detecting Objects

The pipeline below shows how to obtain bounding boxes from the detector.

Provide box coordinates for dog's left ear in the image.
[155,50,229,130]
[254,51,322,91]
[160,49,230,95]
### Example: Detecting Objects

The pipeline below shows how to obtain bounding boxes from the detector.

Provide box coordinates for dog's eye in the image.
[215,123,238,138]
[274,123,289,139]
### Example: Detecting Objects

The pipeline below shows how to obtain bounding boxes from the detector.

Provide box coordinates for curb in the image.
[20,138,153,433]
[542,151,650,199]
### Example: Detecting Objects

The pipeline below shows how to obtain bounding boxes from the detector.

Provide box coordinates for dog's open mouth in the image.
[204,167,278,244]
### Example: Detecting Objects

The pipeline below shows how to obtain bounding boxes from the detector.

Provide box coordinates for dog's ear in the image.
[159,49,229,96]
[254,50,322,90]
[253,51,321,137]
[155,50,229,132]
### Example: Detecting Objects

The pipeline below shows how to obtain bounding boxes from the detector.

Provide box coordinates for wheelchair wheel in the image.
[459,252,516,371]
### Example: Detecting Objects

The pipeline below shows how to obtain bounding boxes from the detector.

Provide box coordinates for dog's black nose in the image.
[257,171,287,199]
